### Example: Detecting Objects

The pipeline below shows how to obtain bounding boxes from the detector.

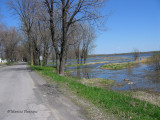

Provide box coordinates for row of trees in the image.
[67,24,96,64]
[7,0,106,75]
[0,23,21,63]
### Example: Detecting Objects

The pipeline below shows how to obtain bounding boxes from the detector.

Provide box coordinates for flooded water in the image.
[66,52,160,92]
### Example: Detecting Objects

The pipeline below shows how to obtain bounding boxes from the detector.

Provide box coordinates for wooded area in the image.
[0,0,106,75]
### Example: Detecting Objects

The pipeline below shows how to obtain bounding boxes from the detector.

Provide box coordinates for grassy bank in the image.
[101,62,133,70]
[30,65,160,120]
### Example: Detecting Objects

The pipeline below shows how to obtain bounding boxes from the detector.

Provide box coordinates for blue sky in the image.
[0,0,19,27]
[95,0,160,54]
[0,0,160,54]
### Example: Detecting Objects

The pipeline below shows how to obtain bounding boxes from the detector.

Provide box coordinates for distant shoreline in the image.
[89,50,160,57]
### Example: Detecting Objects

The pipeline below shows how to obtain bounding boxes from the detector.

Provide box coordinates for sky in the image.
[0,0,160,54]
[0,0,19,27]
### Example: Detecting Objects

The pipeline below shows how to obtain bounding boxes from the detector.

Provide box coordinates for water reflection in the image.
[75,66,92,79]
[68,62,160,92]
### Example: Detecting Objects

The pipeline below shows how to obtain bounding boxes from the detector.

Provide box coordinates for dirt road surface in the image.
[0,63,87,120]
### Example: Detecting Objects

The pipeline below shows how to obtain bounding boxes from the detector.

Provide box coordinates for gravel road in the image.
[0,63,87,120]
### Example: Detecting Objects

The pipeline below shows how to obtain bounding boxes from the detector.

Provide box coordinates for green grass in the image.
[5,61,18,65]
[5,62,10,65]
[30,65,160,120]
[101,62,133,70]
[48,61,56,65]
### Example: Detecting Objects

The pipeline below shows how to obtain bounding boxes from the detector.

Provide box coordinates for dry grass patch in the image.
[81,78,115,88]
[101,62,133,70]
[132,91,160,107]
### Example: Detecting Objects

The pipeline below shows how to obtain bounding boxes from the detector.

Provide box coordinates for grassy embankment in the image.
[30,65,160,120]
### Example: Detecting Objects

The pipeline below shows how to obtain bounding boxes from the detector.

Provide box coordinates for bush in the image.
[5,62,10,65]
[149,54,160,71]
[27,61,31,65]
[133,49,140,61]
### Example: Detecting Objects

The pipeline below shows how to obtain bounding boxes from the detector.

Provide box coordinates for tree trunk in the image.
[59,0,68,75]
[76,46,80,64]
[84,49,88,64]
[56,53,60,74]
[28,33,34,65]
[43,42,49,66]
[31,46,34,65]
[59,55,66,75]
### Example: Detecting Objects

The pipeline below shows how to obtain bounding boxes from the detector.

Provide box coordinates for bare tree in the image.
[7,0,105,75]
[36,4,52,66]
[0,21,7,59]
[148,53,160,71]
[68,23,83,64]
[0,25,4,59]
[8,0,53,66]
[69,24,96,64]
[80,25,96,64]
[8,0,37,65]
[18,43,29,62]
[44,0,106,75]
[30,21,42,65]
[1,28,21,63]
[133,49,140,61]
[43,0,62,73]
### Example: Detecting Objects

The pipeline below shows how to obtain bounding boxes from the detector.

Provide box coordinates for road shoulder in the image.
[29,66,117,120]
[28,66,88,120]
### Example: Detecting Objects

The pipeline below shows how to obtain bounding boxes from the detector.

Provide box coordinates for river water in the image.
[66,52,160,92]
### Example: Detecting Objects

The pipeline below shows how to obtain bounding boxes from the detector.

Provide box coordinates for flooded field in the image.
[65,53,160,92]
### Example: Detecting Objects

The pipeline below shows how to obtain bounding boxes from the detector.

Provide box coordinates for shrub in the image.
[148,54,160,71]
[27,61,31,65]
[133,49,140,61]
